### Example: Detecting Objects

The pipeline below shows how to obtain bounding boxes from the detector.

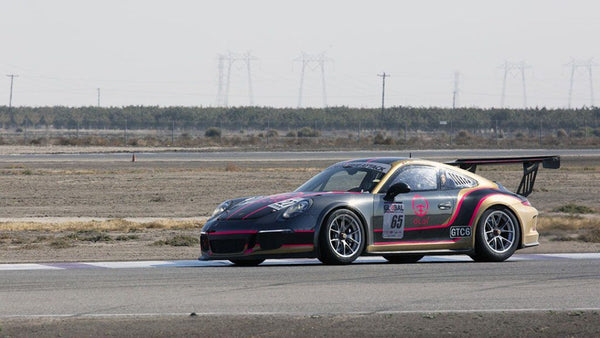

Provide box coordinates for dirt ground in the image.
[1,311,599,337]
[0,149,599,263]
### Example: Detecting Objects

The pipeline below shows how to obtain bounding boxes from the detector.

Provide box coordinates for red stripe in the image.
[374,238,460,245]
[281,244,314,248]
[210,230,258,236]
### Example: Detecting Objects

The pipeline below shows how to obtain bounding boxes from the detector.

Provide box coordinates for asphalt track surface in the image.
[1,148,598,162]
[1,254,599,318]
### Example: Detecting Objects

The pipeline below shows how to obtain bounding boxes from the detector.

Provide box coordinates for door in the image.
[373,165,457,245]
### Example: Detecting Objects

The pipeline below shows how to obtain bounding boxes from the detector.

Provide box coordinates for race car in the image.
[200,155,560,265]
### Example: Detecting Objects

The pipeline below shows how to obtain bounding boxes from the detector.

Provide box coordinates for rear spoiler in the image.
[446,156,560,197]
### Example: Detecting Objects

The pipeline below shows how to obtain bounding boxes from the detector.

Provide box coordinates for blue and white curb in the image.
[1,253,599,271]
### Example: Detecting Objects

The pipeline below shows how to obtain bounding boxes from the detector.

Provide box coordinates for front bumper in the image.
[200,229,315,260]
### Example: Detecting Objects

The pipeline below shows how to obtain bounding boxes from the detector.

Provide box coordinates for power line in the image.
[6,74,19,114]
[295,52,331,108]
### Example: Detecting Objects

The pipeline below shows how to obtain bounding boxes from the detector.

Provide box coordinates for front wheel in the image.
[229,259,265,266]
[383,255,424,264]
[471,207,520,262]
[318,209,365,265]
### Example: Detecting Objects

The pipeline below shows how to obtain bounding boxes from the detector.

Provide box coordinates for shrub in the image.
[153,235,199,247]
[67,230,113,242]
[49,238,74,249]
[553,204,595,214]
[556,129,568,138]
[266,129,279,138]
[204,127,221,138]
[373,133,394,145]
[297,127,320,137]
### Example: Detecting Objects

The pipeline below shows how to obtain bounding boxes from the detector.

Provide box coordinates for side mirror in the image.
[383,182,411,201]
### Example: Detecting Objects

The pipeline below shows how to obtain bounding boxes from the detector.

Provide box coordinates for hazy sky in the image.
[1,0,599,108]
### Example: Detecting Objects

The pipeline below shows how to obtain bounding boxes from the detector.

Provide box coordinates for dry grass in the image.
[538,215,600,243]
[225,162,241,172]
[0,218,203,232]
[538,215,600,231]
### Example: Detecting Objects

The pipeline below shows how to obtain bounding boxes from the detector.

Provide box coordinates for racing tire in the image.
[470,207,520,262]
[318,209,365,265]
[383,255,424,263]
[229,259,265,266]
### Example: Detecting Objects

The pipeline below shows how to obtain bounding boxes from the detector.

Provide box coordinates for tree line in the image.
[0,105,598,132]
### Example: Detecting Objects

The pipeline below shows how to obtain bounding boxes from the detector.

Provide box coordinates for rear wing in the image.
[446,156,560,197]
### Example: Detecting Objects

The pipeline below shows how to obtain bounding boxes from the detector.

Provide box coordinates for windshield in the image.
[295,163,388,193]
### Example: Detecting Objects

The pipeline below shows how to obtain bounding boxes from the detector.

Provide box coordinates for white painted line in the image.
[1,253,599,271]
[0,263,63,271]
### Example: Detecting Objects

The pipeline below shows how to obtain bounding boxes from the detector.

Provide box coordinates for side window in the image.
[442,169,477,189]
[383,166,438,192]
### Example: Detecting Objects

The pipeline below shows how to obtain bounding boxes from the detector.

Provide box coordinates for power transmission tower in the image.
[216,51,257,107]
[97,88,100,107]
[377,72,389,129]
[216,54,226,106]
[295,52,331,108]
[499,61,530,108]
[6,74,18,115]
[452,71,460,109]
[567,58,595,108]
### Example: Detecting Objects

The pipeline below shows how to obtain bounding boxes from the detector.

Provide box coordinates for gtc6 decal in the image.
[412,195,429,217]
[383,202,405,239]
[449,226,472,238]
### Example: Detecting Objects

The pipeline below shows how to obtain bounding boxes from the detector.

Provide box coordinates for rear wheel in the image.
[229,259,265,266]
[383,255,424,263]
[470,207,520,262]
[318,209,365,265]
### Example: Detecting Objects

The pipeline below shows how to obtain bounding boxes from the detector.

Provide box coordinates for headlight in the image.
[211,201,231,218]
[282,199,312,219]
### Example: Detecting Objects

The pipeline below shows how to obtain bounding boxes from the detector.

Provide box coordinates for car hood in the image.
[220,191,359,220]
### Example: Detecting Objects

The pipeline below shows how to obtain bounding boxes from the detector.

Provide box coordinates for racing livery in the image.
[200,156,559,265]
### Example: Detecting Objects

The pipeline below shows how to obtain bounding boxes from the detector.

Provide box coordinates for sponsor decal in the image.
[341,162,391,173]
[449,226,472,238]
[412,195,429,217]
[383,202,404,239]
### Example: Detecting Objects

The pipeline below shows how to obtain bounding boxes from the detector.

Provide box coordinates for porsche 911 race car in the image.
[200,155,559,265]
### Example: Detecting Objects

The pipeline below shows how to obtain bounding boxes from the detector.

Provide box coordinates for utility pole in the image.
[217,51,257,107]
[452,72,460,109]
[295,52,331,108]
[97,88,100,107]
[377,72,389,130]
[499,61,529,108]
[567,59,595,108]
[6,74,18,114]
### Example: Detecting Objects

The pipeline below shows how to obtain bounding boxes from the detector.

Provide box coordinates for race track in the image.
[1,148,598,162]
[2,254,599,318]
